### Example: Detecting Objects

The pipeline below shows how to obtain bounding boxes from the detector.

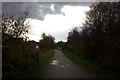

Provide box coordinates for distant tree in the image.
[67,28,80,46]
[66,27,81,54]
[39,33,56,50]
[56,41,66,49]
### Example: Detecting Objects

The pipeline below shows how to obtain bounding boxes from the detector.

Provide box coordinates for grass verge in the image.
[28,49,54,79]
[63,50,115,80]
[3,49,55,79]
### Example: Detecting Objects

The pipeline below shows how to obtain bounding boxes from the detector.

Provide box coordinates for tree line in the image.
[65,2,120,78]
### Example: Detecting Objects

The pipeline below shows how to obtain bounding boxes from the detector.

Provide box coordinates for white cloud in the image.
[61,5,90,26]
[27,5,90,42]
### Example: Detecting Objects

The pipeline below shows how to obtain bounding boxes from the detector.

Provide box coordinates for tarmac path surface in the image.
[43,49,97,78]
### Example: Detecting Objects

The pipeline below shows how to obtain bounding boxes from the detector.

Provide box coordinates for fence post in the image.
[36,51,39,68]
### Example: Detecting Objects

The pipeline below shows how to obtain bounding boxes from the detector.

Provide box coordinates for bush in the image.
[2,34,36,78]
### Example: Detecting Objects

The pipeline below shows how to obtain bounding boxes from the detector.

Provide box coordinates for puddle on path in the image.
[50,59,59,66]
[50,59,70,68]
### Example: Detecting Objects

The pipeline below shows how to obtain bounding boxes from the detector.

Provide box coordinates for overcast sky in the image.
[2,2,92,42]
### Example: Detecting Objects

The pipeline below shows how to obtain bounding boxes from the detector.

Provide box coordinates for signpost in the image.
[35,44,39,68]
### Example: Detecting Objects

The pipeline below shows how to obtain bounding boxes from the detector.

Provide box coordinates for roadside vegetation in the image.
[28,49,54,79]
[2,11,35,79]
[2,11,55,79]
[63,50,115,79]
[61,2,120,80]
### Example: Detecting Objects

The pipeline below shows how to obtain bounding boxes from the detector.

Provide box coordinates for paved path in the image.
[43,49,97,78]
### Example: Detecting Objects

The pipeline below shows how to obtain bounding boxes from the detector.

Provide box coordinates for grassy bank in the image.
[63,50,115,80]
[29,49,54,79]
[38,49,54,72]
[3,49,54,79]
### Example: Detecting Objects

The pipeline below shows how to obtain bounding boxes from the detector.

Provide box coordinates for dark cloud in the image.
[2,2,92,20]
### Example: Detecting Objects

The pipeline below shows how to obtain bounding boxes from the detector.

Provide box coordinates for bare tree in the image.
[2,10,30,39]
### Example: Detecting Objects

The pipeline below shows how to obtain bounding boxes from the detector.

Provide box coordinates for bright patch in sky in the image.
[50,4,55,11]
[61,6,90,25]
[27,5,90,42]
